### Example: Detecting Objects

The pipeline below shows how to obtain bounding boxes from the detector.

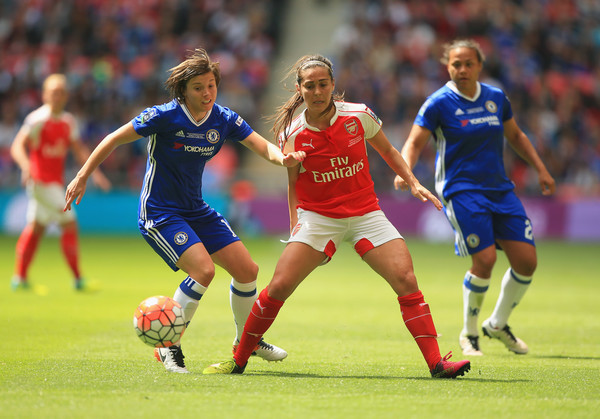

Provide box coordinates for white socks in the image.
[489,268,532,328]
[229,278,257,342]
[173,276,208,327]
[462,271,490,336]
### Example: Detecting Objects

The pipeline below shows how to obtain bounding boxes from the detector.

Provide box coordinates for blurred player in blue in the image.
[64,48,305,373]
[394,39,555,356]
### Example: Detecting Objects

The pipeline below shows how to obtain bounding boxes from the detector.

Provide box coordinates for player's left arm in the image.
[70,139,112,192]
[240,131,305,167]
[504,117,556,196]
[368,129,442,210]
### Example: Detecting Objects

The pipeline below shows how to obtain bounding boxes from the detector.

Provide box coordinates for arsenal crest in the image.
[344,119,358,135]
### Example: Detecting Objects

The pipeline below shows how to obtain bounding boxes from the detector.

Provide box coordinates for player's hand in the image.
[539,170,556,196]
[282,150,306,167]
[64,176,87,211]
[410,182,443,210]
[394,174,409,191]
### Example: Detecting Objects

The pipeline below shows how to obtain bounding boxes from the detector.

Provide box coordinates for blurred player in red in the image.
[10,74,111,291]
[204,54,471,379]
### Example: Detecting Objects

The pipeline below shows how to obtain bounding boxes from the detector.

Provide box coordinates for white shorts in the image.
[27,182,76,225]
[286,209,402,262]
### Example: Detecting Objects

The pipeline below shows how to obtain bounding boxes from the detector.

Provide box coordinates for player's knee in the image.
[234,261,259,283]
[266,276,295,302]
[514,258,537,277]
[471,251,496,277]
[188,265,216,285]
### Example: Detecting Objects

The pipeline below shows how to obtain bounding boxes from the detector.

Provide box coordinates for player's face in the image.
[43,82,68,112]
[297,67,334,115]
[447,47,482,97]
[183,72,218,118]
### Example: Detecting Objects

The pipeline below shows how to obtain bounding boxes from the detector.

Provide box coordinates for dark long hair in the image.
[165,48,221,100]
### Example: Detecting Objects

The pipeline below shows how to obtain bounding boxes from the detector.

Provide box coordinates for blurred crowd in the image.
[0,0,599,199]
[0,0,286,192]
[333,0,600,198]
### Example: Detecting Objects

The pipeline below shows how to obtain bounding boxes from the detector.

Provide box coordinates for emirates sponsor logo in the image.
[311,156,365,183]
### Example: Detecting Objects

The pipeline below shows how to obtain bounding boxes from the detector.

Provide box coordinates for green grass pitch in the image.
[1,233,599,418]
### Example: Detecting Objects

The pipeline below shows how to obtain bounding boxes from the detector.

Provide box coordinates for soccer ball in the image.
[133,296,186,348]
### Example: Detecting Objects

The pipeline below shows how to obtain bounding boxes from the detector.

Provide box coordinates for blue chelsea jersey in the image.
[132,99,253,219]
[415,81,515,201]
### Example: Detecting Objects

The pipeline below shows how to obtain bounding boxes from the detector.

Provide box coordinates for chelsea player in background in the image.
[394,39,555,357]
[64,48,305,373]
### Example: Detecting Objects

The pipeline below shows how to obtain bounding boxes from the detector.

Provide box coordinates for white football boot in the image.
[233,338,288,362]
[154,345,190,373]
[482,318,528,354]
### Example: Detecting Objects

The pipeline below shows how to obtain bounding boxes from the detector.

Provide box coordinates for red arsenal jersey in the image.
[22,104,79,185]
[280,101,383,218]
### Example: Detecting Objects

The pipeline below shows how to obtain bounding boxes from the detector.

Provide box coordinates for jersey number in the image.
[524,219,533,240]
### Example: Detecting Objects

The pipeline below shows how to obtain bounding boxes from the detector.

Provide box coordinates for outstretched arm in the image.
[368,129,442,210]
[64,122,140,211]
[241,131,305,167]
[504,118,555,196]
[393,124,432,191]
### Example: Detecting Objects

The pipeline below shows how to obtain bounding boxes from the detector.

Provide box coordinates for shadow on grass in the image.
[244,370,529,382]
[531,354,600,361]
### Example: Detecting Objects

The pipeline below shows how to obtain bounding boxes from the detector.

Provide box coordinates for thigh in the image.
[362,238,418,296]
[176,241,216,286]
[445,192,495,257]
[211,240,258,283]
[268,242,327,301]
[496,239,537,275]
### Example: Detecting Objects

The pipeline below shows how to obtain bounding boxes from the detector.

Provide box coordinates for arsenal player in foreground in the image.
[204,54,471,379]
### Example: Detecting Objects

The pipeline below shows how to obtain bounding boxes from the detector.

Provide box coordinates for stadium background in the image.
[0,0,598,240]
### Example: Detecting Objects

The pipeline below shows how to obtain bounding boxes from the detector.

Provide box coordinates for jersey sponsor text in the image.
[311,157,365,183]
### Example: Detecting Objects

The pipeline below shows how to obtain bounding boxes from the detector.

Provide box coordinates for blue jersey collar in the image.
[446,81,481,102]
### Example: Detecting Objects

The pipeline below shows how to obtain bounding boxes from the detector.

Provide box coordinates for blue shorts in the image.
[443,190,534,256]
[138,203,240,271]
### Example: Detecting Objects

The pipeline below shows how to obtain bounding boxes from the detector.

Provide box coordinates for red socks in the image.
[61,227,81,279]
[15,224,41,278]
[233,288,441,370]
[398,290,442,370]
[234,288,284,366]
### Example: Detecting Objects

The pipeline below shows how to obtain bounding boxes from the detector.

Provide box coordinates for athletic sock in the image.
[462,271,490,336]
[229,278,258,342]
[61,227,81,279]
[15,224,42,279]
[234,288,284,366]
[489,268,532,328]
[398,290,441,370]
[173,276,207,327]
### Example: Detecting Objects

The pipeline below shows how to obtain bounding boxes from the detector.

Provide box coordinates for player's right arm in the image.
[393,124,432,191]
[64,122,141,211]
[10,126,31,186]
